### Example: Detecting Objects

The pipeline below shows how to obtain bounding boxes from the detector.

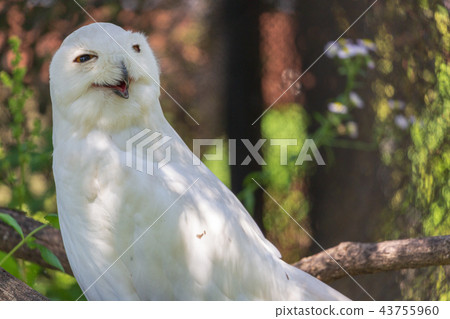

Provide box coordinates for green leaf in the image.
[8,36,21,51]
[44,214,60,230]
[13,67,26,82]
[0,71,12,88]
[0,213,24,239]
[36,243,64,272]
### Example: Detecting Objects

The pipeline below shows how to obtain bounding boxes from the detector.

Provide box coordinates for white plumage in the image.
[50,23,349,301]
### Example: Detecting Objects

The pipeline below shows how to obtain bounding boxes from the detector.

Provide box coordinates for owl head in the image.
[50,23,161,134]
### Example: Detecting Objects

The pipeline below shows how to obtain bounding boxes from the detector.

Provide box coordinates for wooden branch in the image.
[293,236,450,283]
[0,267,48,300]
[0,207,72,275]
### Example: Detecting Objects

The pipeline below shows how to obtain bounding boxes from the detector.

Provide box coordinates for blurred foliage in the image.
[0,35,82,300]
[260,104,309,262]
[316,38,376,151]
[247,39,376,262]
[0,36,54,214]
[371,0,449,300]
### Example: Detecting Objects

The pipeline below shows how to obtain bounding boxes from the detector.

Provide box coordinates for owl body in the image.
[50,23,348,301]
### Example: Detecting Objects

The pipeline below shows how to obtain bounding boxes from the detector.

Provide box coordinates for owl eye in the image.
[132,44,141,53]
[74,54,96,63]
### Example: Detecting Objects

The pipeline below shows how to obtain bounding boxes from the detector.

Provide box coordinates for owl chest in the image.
[54,138,135,263]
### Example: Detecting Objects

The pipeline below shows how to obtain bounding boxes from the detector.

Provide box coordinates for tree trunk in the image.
[294,236,450,283]
[221,0,265,232]
[0,267,48,301]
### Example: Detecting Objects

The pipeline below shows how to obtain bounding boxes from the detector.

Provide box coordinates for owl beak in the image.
[111,79,129,99]
[111,63,129,99]
[93,62,130,99]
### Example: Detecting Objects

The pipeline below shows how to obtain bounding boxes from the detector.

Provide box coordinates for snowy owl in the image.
[50,23,349,301]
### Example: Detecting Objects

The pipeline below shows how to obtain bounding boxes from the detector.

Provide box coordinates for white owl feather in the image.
[50,22,349,301]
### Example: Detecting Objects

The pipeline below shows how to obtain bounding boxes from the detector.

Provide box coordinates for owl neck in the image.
[52,97,173,148]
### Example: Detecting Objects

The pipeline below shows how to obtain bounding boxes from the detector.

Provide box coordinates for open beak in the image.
[96,62,130,99]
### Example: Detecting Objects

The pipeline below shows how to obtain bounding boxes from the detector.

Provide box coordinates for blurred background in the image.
[0,0,448,300]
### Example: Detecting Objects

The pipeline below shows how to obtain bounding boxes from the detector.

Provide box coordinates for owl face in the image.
[50,23,161,133]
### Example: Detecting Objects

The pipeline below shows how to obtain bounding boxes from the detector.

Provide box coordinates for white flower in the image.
[336,47,351,59]
[349,91,364,108]
[326,38,374,59]
[394,115,409,129]
[325,41,340,58]
[367,59,375,69]
[357,39,376,51]
[347,121,359,138]
[328,102,348,114]
[337,43,368,59]
[388,99,406,110]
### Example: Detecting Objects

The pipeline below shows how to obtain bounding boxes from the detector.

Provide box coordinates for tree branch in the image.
[293,236,450,283]
[0,207,72,275]
[0,267,48,300]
